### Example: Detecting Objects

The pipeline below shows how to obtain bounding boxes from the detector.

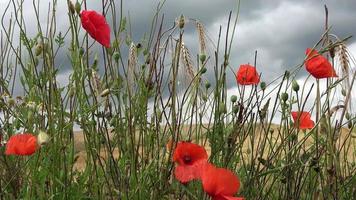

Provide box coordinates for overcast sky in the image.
[1,0,355,118]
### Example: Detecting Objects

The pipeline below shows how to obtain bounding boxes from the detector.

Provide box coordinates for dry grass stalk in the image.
[91,70,102,96]
[338,43,352,110]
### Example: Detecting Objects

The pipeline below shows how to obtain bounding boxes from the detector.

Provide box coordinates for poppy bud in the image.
[219,103,227,115]
[200,67,207,74]
[260,81,266,91]
[200,54,206,63]
[341,89,346,97]
[68,1,75,14]
[230,95,237,103]
[178,15,185,29]
[205,81,211,89]
[113,51,120,62]
[75,1,81,15]
[284,70,290,79]
[281,93,288,102]
[292,80,299,92]
[100,89,110,97]
[79,47,85,56]
[202,95,208,101]
[35,43,43,56]
[37,131,49,146]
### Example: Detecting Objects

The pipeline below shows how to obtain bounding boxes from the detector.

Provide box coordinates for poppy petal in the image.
[80,10,111,48]
[173,142,208,166]
[291,111,315,129]
[174,160,206,183]
[236,64,260,85]
[201,163,240,197]
[5,133,38,156]
[305,48,337,79]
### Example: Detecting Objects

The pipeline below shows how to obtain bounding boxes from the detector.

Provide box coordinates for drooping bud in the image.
[292,80,300,92]
[200,67,207,74]
[75,1,81,15]
[68,1,75,14]
[113,51,120,62]
[205,81,211,89]
[37,131,49,146]
[260,81,266,91]
[200,54,206,63]
[281,92,288,102]
[230,95,237,103]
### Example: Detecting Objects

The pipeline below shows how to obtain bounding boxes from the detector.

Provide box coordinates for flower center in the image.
[183,155,192,164]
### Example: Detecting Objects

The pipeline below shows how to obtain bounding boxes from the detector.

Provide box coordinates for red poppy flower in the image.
[173,141,208,183]
[5,133,38,156]
[201,163,244,200]
[305,48,337,79]
[291,111,315,130]
[80,10,111,48]
[236,64,260,85]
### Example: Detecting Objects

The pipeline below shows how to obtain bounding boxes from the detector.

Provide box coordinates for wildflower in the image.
[291,111,315,130]
[305,48,337,79]
[80,10,111,48]
[236,64,260,85]
[173,141,208,183]
[201,163,244,200]
[5,133,38,156]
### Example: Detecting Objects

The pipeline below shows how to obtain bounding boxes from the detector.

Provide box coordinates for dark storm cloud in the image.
[1,0,356,94]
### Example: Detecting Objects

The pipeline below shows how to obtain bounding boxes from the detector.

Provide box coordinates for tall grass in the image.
[0,0,355,199]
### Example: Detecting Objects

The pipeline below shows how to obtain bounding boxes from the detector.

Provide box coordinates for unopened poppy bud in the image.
[100,89,110,97]
[35,43,43,56]
[284,70,290,79]
[292,80,299,92]
[37,131,49,146]
[281,93,288,102]
[178,15,185,29]
[219,103,227,114]
[200,67,207,74]
[260,81,266,91]
[79,47,84,56]
[230,95,237,103]
[200,54,206,63]
[205,81,211,89]
[113,51,120,62]
[75,1,81,15]
[202,95,208,101]
[68,1,75,14]
[341,89,346,96]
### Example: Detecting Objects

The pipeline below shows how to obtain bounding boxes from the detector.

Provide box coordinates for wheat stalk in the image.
[196,21,206,55]
[180,42,195,84]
